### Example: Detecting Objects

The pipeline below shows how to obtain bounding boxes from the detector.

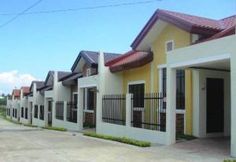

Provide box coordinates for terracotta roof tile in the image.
[12,89,20,97]
[21,86,30,95]
[131,9,236,49]
[106,50,153,72]
[158,9,224,30]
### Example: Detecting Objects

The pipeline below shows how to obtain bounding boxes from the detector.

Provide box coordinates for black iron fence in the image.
[131,93,166,132]
[56,101,64,120]
[67,102,77,123]
[102,94,126,125]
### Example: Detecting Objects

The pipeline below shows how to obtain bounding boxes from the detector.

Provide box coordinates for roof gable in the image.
[45,71,54,86]
[71,50,121,72]
[131,9,236,50]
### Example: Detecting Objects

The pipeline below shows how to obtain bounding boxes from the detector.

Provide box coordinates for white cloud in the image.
[0,70,39,94]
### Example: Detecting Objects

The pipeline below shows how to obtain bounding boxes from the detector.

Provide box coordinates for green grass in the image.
[223,160,236,162]
[23,124,38,128]
[83,123,96,128]
[42,126,67,131]
[84,132,151,147]
[176,134,197,140]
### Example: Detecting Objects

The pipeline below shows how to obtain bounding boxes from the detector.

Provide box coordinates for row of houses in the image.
[6,9,236,157]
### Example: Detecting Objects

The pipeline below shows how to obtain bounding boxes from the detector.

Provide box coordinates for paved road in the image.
[0,118,232,162]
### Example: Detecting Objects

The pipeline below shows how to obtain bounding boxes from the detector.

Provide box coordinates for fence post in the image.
[64,101,67,122]
[126,94,131,127]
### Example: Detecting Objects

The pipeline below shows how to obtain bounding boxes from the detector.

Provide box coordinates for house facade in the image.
[5,8,236,157]
[30,81,46,127]
[96,9,236,157]
[6,89,21,121]
[19,87,30,124]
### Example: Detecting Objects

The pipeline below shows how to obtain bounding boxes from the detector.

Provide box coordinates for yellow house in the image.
[105,9,236,136]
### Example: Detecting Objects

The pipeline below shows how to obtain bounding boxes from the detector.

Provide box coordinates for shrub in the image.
[224,160,236,162]
[84,132,151,147]
[42,126,67,131]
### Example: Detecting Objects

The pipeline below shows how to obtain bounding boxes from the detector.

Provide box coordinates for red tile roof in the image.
[131,9,236,49]
[197,25,235,43]
[108,9,235,73]
[21,86,30,95]
[106,50,153,72]
[12,89,20,97]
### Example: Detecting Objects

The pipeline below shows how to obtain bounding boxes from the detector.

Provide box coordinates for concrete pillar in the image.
[96,51,105,128]
[231,57,236,157]
[53,71,58,101]
[166,67,176,145]
[44,99,48,126]
[52,101,56,126]
[78,88,83,131]
[126,94,132,127]
[63,101,67,122]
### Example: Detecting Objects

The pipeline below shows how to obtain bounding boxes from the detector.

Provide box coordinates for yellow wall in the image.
[151,24,191,92]
[122,23,193,135]
[185,70,193,135]
[123,63,151,93]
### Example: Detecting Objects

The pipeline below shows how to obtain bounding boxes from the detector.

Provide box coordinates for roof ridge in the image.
[105,50,136,66]
[220,14,236,21]
[157,9,219,22]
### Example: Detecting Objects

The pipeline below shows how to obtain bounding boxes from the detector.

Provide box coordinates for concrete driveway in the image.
[0,118,232,162]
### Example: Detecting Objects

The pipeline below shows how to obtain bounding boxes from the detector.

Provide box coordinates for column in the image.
[166,67,176,145]
[78,88,83,131]
[126,94,132,127]
[231,56,236,157]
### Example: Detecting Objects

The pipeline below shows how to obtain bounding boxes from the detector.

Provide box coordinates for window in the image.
[73,93,78,105]
[159,68,185,110]
[166,40,174,52]
[39,105,44,120]
[25,108,28,119]
[21,107,24,118]
[176,70,185,110]
[162,68,167,95]
[15,109,17,118]
[129,83,145,108]
[34,105,38,118]
[67,93,78,123]
[83,88,96,111]
[161,68,167,109]
[56,101,64,120]
[86,68,91,77]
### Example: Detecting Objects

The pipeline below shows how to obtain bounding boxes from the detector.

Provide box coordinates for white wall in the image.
[32,83,46,127]
[95,52,168,144]
[167,35,236,157]
[192,69,230,137]
[50,71,79,130]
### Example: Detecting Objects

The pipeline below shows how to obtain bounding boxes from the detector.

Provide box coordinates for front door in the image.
[206,78,224,133]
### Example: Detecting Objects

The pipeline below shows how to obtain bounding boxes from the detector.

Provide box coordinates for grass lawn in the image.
[84,132,151,147]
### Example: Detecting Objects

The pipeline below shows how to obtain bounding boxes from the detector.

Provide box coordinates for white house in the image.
[19,87,30,124]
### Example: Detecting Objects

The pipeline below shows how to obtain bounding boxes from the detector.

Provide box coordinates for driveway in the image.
[0,118,232,162]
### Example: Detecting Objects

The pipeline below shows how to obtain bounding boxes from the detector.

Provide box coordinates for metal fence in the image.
[131,93,166,131]
[67,102,77,123]
[102,94,126,125]
[55,101,64,120]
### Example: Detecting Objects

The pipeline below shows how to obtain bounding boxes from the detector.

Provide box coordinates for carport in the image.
[165,35,236,157]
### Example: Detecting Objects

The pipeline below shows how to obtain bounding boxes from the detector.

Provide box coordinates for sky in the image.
[0,0,235,94]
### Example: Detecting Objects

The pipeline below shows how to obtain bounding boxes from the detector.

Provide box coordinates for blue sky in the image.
[0,0,235,94]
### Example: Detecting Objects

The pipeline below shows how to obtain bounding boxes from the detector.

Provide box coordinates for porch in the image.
[78,75,98,130]
[166,35,236,157]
